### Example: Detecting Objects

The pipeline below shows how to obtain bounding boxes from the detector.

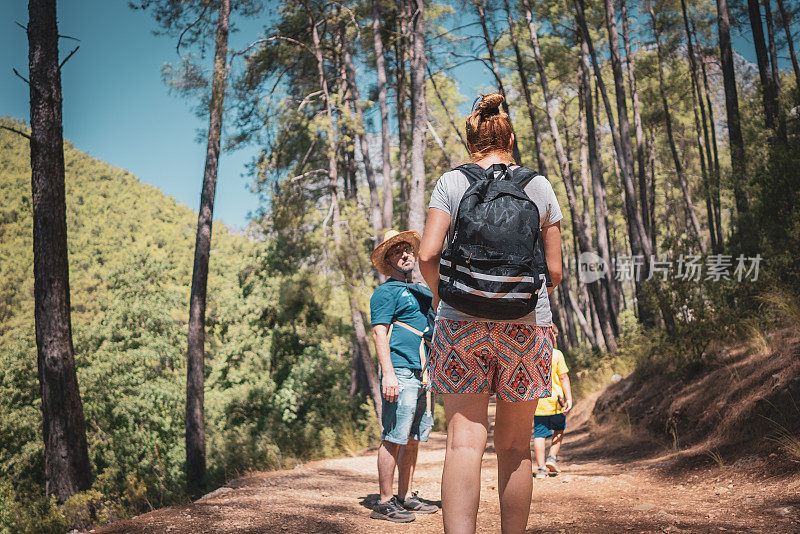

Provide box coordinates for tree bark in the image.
[475,0,522,164]
[309,8,382,422]
[578,77,593,242]
[776,0,800,102]
[513,0,550,175]
[371,0,394,231]
[682,0,718,251]
[344,43,382,242]
[28,0,92,503]
[567,287,597,347]
[717,0,750,216]
[647,129,657,250]
[602,0,650,258]
[764,0,781,89]
[576,0,654,326]
[548,292,569,351]
[526,9,617,351]
[580,37,620,330]
[697,43,724,246]
[620,0,650,245]
[349,300,382,419]
[647,1,706,252]
[747,0,786,143]
[408,0,427,234]
[186,0,229,496]
[395,7,410,228]
[559,285,579,347]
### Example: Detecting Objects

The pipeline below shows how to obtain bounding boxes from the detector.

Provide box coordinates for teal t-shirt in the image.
[370,280,432,370]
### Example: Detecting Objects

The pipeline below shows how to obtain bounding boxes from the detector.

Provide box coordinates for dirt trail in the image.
[92,398,800,534]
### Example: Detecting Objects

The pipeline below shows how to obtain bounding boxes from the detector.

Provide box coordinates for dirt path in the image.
[91,400,800,534]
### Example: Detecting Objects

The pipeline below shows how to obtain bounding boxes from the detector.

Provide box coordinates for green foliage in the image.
[0,119,376,532]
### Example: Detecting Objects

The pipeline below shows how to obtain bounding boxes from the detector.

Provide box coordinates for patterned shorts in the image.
[427,319,555,402]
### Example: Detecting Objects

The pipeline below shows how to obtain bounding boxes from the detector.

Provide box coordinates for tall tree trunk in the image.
[776,0,800,102]
[371,0,394,231]
[344,43,382,242]
[513,0,550,175]
[549,292,569,350]
[717,0,750,217]
[395,10,410,229]
[426,65,469,152]
[349,300,382,419]
[602,0,650,258]
[576,0,655,326]
[578,77,593,241]
[337,27,358,201]
[475,0,523,164]
[682,0,718,251]
[567,287,597,346]
[527,9,617,351]
[620,0,650,245]
[580,37,620,329]
[747,0,786,143]
[309,10,382,422]
[28,0,91,503]
[408,0,427,234]
[647,129,657,250]
[559,285,579,347]
[186,0,230,495]
[648,1,706,252]
[764,0,781,88]
[697,44,724,245]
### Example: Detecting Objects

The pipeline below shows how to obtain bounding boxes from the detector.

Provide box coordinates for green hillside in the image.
[0,118,374,533]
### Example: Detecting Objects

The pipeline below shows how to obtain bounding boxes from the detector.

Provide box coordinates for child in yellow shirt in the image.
[533,348,572,478]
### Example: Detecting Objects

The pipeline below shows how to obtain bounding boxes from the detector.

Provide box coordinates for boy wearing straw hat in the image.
[369,230,438,523]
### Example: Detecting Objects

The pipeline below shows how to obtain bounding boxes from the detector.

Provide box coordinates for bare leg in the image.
[494,398,538,534]
[441,393,490,534]
[378,440,400,502]
[397,438,419,500]
[549,430,565,459]
[532,436,547,469]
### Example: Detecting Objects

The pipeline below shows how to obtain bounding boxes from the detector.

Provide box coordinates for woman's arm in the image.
[542,221,562,293]
[418,208,451,311]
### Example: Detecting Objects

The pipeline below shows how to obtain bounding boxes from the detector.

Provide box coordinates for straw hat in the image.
[370,229,421,278]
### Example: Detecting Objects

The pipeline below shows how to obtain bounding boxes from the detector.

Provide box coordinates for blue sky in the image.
[0,1,781,228]
[1,1,268,228]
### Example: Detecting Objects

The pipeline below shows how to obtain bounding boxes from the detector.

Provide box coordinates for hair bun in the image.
[477,93,504,114]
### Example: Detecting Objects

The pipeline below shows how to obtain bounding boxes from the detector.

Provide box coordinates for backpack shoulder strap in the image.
[510,166,540,189]
[454,163,486,185]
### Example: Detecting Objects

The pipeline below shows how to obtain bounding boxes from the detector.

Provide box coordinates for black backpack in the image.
[438,163,552,320]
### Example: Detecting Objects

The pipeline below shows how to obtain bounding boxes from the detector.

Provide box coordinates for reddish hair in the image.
[465,93,514,162]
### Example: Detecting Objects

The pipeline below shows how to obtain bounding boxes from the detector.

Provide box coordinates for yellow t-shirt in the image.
[535,349,569,416]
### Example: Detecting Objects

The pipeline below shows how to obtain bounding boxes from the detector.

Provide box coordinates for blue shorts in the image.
[381,368,434,445]
[533,413,566,439]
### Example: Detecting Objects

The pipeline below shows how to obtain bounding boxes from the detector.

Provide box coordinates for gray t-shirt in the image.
[428,166,563,325]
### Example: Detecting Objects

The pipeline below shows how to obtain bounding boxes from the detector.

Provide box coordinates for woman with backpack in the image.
[418,93,563,534]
